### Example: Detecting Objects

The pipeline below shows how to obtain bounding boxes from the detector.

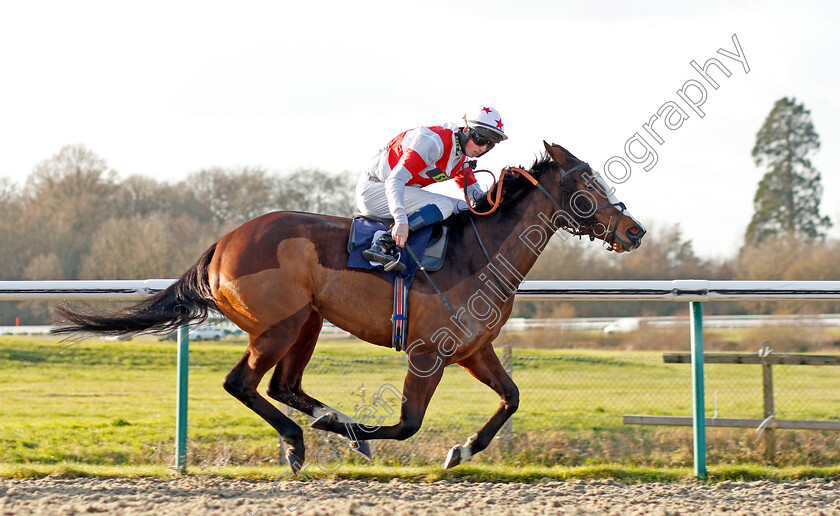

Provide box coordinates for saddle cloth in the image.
[346,217,449,288]
[347,216,450,352]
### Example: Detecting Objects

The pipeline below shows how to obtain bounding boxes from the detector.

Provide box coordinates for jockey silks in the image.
[362,122,479,225]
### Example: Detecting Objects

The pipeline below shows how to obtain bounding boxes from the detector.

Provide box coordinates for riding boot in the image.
[362,232,406,272]
[407,204,444,232]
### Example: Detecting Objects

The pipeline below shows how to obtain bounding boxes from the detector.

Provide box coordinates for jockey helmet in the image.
[463,106,507,144]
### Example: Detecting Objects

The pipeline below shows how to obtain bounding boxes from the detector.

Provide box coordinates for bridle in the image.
[414,160,631,322]
[464,162,630,251]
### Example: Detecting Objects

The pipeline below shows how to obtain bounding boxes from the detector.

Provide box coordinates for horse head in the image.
[536,141,645,252]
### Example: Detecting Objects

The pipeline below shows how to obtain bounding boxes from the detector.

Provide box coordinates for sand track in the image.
[3,477,840,515]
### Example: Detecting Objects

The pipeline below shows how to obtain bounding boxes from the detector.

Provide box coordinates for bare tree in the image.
[25,144,119,210]
[23,144,120,277]
[736,234,840,313]
[276,169,355,217]
[608,224,706,280]
[81,214,175,279]
[186,167,275,225]
[19,253,65,320]
[116,175,167,216]
[0,177,18,206]
[0,178,25,280]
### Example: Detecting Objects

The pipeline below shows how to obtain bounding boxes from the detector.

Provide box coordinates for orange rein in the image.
[465,167,539,216]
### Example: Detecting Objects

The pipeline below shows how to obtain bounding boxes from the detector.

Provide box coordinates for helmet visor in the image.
[471,126,505,145]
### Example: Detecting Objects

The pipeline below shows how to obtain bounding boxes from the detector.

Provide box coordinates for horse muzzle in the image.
[612,224,646,253]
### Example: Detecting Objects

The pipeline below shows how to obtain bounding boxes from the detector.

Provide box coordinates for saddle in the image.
[347,215,451,352]
[347,215,449,272]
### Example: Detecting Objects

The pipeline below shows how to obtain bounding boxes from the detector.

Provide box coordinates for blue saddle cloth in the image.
[347,218,433,289]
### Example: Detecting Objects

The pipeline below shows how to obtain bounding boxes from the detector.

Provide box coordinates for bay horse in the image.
[53,142,645,472]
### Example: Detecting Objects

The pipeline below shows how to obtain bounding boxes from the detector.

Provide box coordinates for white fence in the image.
[8,313,840,336]
[2,278,839,478]
[3,279,840,302]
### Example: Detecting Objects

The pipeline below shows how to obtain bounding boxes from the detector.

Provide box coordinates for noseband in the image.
[556,162,629,251]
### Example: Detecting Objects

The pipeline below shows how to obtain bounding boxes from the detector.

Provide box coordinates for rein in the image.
[462,167,539,216]
[464,162,630,252]
[421,160,630,328]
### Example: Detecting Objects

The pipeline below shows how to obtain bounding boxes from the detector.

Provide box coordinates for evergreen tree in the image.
[745,97,831,244]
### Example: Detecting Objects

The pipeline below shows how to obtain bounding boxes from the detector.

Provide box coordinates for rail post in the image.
[175,325,189,474]
[760,343,776,462]
[689,301,707,479]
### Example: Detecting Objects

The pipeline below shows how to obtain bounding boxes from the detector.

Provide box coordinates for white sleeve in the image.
[382,128,445,225]
[384,167,413,225]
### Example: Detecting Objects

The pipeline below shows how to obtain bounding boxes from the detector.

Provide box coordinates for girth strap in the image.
[391,276,408,352]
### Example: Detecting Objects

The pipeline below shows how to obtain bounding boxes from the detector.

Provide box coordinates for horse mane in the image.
[447,151,583,246]
[467,152,556,213]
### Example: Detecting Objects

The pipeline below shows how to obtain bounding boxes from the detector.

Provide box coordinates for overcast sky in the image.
[1,0,838,259]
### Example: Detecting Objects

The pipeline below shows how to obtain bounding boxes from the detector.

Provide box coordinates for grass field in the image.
[2,334,840,473]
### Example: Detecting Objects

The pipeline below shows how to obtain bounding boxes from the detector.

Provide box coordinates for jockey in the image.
[358,105,507,271]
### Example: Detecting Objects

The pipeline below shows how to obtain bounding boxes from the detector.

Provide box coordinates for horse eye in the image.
[585,183,595,191]
[574,196,593,213]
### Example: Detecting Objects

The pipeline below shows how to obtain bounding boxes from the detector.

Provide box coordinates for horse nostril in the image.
[626,226,645,241]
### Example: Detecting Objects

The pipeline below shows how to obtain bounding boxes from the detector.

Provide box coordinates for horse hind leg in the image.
[266,312,372,460]
[222,308,315,473]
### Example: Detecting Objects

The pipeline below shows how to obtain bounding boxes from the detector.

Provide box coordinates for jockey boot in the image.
[407,204,444,232]
[362,232,406,272]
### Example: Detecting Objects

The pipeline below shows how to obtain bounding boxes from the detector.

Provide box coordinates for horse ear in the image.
[543,141,567,165]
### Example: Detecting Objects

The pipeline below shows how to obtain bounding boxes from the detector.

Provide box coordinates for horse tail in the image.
[51,243,219,339]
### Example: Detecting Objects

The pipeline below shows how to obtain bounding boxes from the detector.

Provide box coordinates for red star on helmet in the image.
[495,118,504,129]
[481,107,493,114]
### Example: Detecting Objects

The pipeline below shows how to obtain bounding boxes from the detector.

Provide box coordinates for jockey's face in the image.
[462,128,491,158]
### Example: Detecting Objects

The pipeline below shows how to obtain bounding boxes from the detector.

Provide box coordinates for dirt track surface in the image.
[3,477,840,515]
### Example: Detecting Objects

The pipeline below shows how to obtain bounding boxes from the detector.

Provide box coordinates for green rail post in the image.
[175,325,189,474]
[690,301,707,479]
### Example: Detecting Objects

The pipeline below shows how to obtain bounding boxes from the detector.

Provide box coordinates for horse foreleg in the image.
[445,343,519,469]
[223,330,308,473]
[269,371,374,460]
[310,350,445,442]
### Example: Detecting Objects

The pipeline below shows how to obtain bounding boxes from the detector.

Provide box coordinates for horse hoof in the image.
[311,412,337,431]
[352,439,372,461]
[312,414,372,460]
[330,435,373,460]
[444,445,462,469]
[285,449,304,474]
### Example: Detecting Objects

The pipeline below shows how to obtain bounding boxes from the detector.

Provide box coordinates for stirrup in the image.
[382,251,404,272]
[362,248,406,272]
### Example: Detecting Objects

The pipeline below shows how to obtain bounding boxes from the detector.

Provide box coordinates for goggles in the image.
[469,127,502,148]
